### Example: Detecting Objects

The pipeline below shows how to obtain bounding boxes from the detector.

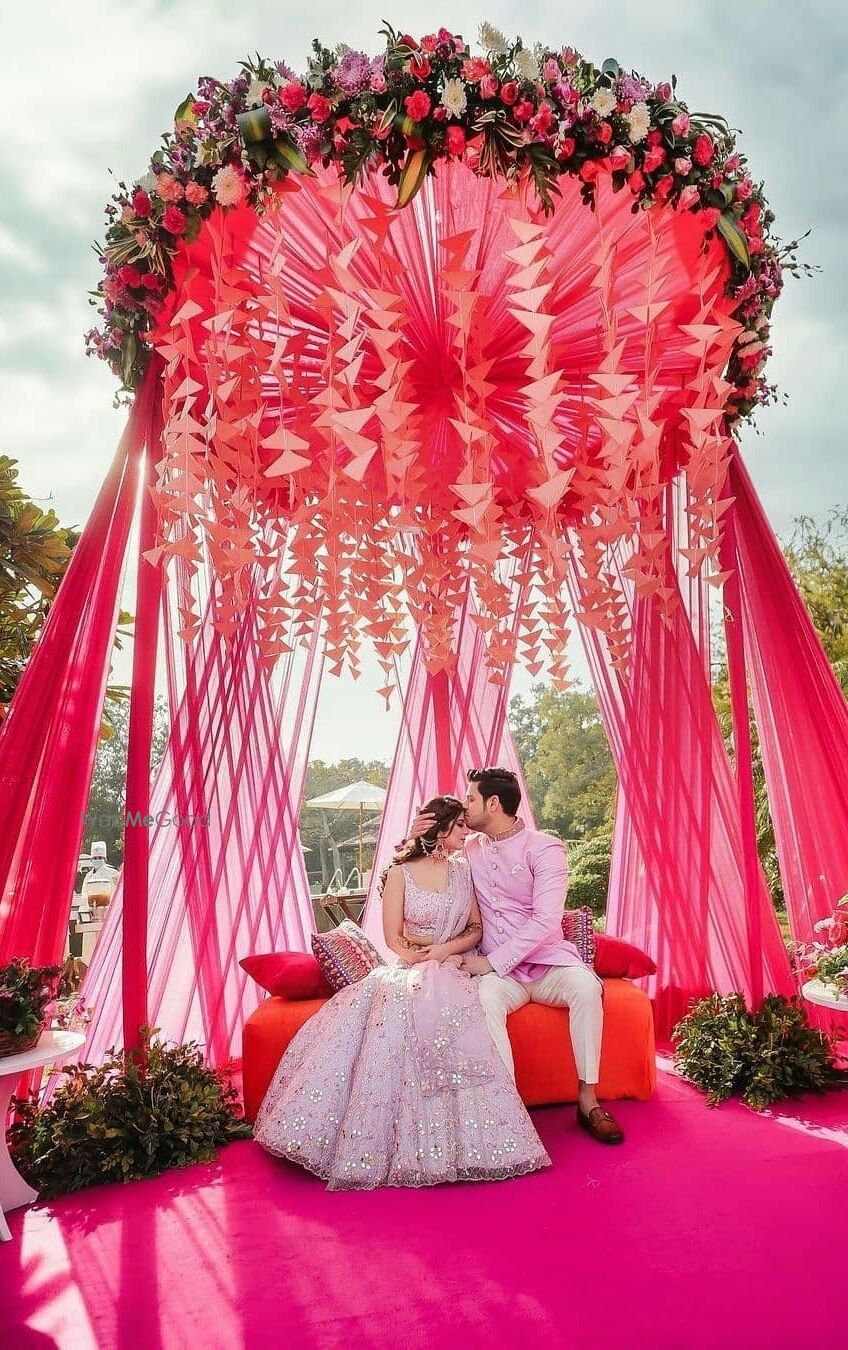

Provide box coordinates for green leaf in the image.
[236,105,272,145]
[395,148,430,209]
[270,135,313,176]
[716,211,751,270]
[174,93,196,125]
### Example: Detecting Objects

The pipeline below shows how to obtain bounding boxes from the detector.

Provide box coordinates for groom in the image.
[413,767,624,1144]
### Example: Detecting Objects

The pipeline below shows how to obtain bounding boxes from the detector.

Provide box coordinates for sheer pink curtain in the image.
[60,559,322,1074]
[362,590,532,952]
[575,487,793,1039]
[0,360,160,966]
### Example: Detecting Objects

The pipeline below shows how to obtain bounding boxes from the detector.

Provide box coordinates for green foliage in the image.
[301,758,390,884]
[8,1028,251,1199]
[0,960,60,1041]
[509,683,616,840]
[813,944,848,997]
[566,831,613,916]
[672,993,844,1110]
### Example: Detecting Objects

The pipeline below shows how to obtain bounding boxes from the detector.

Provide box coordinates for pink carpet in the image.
[2,1066,846,1349]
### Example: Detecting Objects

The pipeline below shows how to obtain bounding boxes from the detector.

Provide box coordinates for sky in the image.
[1,0,846,761]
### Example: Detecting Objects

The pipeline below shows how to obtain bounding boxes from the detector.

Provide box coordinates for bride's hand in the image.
[442,954,464,969]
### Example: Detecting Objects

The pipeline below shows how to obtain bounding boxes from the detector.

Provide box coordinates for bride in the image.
[253,794,551,1189]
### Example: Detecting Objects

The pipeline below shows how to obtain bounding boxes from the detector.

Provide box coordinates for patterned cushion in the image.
[311,920,385,992]
[561,907,597,966]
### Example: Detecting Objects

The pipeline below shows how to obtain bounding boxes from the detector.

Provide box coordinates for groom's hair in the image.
[467,767,521,817]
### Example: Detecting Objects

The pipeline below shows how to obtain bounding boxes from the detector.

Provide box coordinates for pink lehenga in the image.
[253,855,551,1189]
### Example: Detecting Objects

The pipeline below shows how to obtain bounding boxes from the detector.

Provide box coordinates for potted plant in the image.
[0,959,60,1057]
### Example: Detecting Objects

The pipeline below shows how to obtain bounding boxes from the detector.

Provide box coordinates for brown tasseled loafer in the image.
[576,1104,625,1144]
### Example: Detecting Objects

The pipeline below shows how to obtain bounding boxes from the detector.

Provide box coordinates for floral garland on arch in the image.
[87,22,809,424]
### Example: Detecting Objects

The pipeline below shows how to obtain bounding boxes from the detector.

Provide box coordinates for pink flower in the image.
[693,133,715,167]
[671,112,690,137]
[479,74,498,99]
[595,120,613,145]
[700,206,721,230]
[134,230,149,246]
[421,34,438,53]
[184,180,209,205]
[558,136,576,161]
[155,172,184,202]
[679,184,700,210]
[542,58,560,83]
[141,272,162,290]
[655,174,674,202]
[279,82,308,112]
[308,93,331,122]
[643,146,667,173]
[532,102,555,136]
[655,82,672,101]
[500,81,518,106]
[118,264,143,287]
[674,156,692,175]
[647,129,663,148]
[404,90,432,121]
[580,160,602,183]
[162,205,186,234]
[628,169,646,194]
[609,145,631,171]
[725,153,741,173]
[735,177,754,201]
[461,57,490,83]
[446,125,466,156]
[408,54,431,80]
[132,188,152,217]
[370,60,388,94]
[121,204,134,225]
[514,100,534,124]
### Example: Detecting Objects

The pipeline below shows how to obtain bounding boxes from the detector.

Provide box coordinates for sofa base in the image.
[242,977,655,1121]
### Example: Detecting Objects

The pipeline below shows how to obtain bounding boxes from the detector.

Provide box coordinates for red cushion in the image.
[594,933,656,979]
[240,952,332,1000]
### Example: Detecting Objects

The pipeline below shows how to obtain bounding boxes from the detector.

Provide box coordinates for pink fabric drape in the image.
[730,448,848,952]
[63,572,322,1072]
[362,590,532,953]
[575,490,794,1038]
[0,361,160,965]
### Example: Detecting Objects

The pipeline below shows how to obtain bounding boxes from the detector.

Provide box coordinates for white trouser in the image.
[477,965,604,1085]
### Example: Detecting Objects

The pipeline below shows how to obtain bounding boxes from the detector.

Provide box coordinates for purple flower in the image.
[617,73,651,104]
[334,50,371,95]
[294,122,324,162]
[275,60,295,81]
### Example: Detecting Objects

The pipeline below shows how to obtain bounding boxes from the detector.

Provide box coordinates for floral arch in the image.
[1,26,846,1061]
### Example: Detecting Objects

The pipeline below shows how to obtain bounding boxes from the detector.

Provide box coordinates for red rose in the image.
[580,160,601,183]
[558,136,576,160]
[532,102,555,135]
[628,169,646,194]
[118,264,143,288]
[647,129,663,148]
[446,125,467,156]
[643,146,667,173]
[421,35,438,53]
[461,57,490,83]
[700,206,720,230]
[655,82,672,101]
[596,120,613,145]
[432,105,447,122]
[404,90,432,121]
[141,272,162,290]
[479,74,498,99]
[132,189,152,218]
[279,82,307,112]
[162,205,186,234]
[399,34,417,48]
[514,99,534,123]
[308,93,331,122]
[500,80,518,106]
[408,54,431,80]
[654,174,674,201]
[609,145,631,171]
[693,133,715,166]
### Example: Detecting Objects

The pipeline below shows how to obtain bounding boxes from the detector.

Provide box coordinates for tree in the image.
[301,759,390,886]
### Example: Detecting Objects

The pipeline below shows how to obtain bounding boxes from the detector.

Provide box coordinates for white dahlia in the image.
[514,47,540,82]
[590,87,617,118]
[212,164,246,207]
[440,78,468,119]
[479,22,510,55]
[626,101,651,144]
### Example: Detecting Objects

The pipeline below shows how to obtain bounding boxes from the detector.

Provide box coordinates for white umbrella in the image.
[304,780,387,873]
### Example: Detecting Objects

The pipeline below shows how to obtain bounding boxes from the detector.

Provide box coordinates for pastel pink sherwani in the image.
[466,823,585,981]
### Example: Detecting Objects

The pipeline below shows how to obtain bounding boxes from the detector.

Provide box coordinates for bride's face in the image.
[439,813,469,853]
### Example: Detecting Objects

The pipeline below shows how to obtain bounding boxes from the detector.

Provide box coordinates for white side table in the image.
[0,1030,85,1241]
[802,978,848,1013]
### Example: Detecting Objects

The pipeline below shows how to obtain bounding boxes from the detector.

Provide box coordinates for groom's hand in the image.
[409,808,437,838]
[461,955,494,976]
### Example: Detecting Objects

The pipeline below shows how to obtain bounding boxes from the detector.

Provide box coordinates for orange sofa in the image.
[242,977,656,1120]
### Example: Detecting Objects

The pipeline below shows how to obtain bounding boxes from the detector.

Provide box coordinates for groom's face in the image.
[463,781,488,831]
